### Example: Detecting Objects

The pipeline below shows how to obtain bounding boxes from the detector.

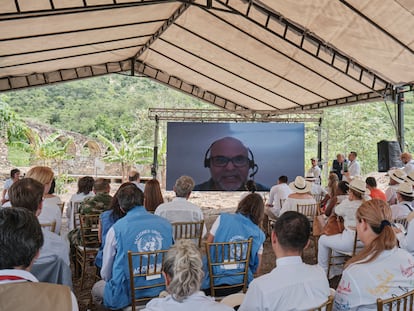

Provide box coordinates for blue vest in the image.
[202,213,265,289]
[104,206,173,309]
[95,210,119,268]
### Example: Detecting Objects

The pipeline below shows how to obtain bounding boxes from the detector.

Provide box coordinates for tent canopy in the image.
[1,0,413,113]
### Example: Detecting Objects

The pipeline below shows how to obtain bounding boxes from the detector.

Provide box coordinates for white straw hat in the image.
[349,179,366,194]
[405,172,414,186]
[397,182,414,197]
[388,169,407,184]
[289,176,312,194]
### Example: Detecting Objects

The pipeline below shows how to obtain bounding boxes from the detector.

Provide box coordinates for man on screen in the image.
[194,137,269,191]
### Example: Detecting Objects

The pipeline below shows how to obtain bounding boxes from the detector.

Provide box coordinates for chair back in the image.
[394,217,409,230]
[310,295,334,311]
[72,202,82,229]
[127,249,168,310]
[40,220,56,233]
[297,203,320,219]
[312,194,324,204]
[205,238,252,297]
[57,202,65,215]
[376,288,414,310]
[172,220,204,247]
[78,214,100,248]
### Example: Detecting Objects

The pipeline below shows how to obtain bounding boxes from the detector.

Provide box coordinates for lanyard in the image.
[0,275,30,282]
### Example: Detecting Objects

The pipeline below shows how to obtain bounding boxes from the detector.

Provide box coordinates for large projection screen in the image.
[166,122,304,191]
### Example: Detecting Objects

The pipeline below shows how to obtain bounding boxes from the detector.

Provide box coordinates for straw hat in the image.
[388,169,407,184]
[289,176,312,193]
[305,172,316,181]
[348,179,366,194]
[397,182,414,197]
[405,172,414,186]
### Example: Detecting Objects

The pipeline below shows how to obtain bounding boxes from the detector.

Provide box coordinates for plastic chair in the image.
[172,220,204,247]
[376,288,414,310]
[205,238,252,297]
[75,213,100,290]
[128,249,168,311]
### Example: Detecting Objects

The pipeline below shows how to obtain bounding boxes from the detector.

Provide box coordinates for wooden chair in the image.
[127,249,168,311]
[394,217,409,230]
[75,213,100,290]
[172,220,204,248]
[310,295,334,311]
[327,230,360,279]
[376,288,414,310]
[72,201,82,230]
[40,220,56,233]
[297,203,320,258]
[57,202,65,215]
[205,238,252,297]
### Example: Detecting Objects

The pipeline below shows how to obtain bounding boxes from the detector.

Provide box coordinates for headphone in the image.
[203,144,259,178]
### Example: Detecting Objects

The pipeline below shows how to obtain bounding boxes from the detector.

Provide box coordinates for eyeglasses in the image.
[210,156,249,167]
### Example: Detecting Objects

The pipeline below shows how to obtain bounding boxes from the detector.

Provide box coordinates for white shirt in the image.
[155,197,206,236]
[279,197,316,216]
[3,178,13,200]
[396,218,414,256]
[0,269,78,311]
[335,199,362,229]
[38,197,62,234]
[67,191,94,230]
[390,201,413,219]
[334,248,414,311]
[37,228,70,267]
[347,160,361,179]
[239,256,330,311]
[402,160,414,175]
[267,183,292,216]
[131,181,145,192]
[385,184,399,205]
[310,183,328,197]
[143,291,234,311]
[308,166,321,184]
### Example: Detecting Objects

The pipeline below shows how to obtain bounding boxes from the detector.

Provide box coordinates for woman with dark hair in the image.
[144,240,233,310]
[94,182,133,269]
[324,181,349,217]
[67,176,95,229]
[334,199,414,310]
[144,179,164,213]
[202,193,266,293]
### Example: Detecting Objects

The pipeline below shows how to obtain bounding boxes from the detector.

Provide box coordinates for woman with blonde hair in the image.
[144,179,164,213]
[26,166,61,234]
[334,199,414,310]
[144,240,233,310]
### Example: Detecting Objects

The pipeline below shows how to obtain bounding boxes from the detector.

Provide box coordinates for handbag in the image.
[313,215,326,237]
[322,214,345,236]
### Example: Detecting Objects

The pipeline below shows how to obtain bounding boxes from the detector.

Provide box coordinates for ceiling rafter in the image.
[217,0,391,93]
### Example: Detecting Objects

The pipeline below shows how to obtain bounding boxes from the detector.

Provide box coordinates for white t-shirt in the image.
[38,197,62,234]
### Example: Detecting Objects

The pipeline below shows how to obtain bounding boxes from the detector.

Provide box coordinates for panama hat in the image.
[289,176,312,193]
[388,169,407,184]
[405,172,414,186]
[397,182,414,197]
[305,172,316,181]
[348,179,366,194]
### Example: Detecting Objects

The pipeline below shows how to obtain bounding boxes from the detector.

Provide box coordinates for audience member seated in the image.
[1,168,20,205]
[279,176,316,215]
[155,175,206,236]
[143,240,233,311]
[334,199,414,310]
[8,178,70,267]
[0,208,78,311]
[324,181,349,217]
[45,178,62,206]
[318,179,366,277]
[365,176,386,201]
[67,176,95,230]
[306,173,328,199]
[390,182,414,219]
[401,152,414,175]
[202,193,266,293]
[395,211,414,256]
[265,175,292,218]
[239,211,330,311]
[26,166,62,234]
[143,179,164,213]
[239,179,258,201]
[91,184,173,310]
[320,173,339,211]
[385,169,406,205]
[95,183,131,270]
[129,170,145,192]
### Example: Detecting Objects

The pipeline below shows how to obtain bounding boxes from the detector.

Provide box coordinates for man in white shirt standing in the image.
[307,157,321,185]
[344,151,360,182]
[265,176,292,218]
[239,211,330,311]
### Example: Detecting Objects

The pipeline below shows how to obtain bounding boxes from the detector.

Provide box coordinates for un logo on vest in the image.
[134,229,163,252]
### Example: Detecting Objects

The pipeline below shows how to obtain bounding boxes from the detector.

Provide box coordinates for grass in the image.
[7,145,30,166]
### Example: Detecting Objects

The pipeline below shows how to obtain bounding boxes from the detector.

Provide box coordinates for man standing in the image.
[307,157,321,185]
[331,153,347,181]
[344,151,360,182]
[265,176,292,218]
[239,211,330,310]
[0,208,78,310]
[1,168,20,205]
[129,170,145,192]
[92,184,173,310]
[194,137,268,191]
[401,152,414,175]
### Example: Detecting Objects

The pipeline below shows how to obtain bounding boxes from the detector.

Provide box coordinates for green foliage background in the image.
[1,74,413,181]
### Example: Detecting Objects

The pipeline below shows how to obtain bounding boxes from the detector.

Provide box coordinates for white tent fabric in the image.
[0,0,413,112]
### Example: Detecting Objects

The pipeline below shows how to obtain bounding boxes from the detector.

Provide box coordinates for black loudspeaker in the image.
[377,140,402,172]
